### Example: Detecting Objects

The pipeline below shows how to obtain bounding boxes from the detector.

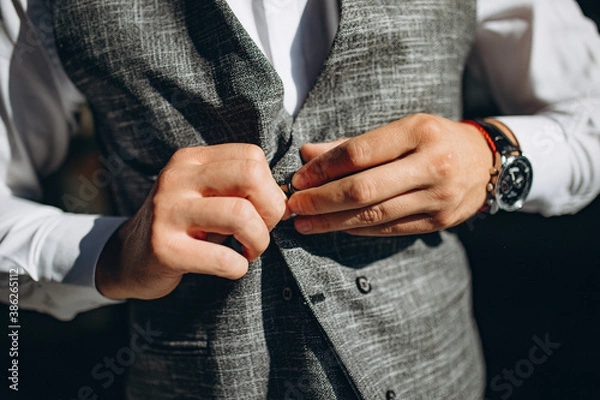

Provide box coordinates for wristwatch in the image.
[467,119,533,214]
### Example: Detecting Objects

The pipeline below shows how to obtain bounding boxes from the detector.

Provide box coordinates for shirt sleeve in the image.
[0,0,125,321]
[470,0,600,216]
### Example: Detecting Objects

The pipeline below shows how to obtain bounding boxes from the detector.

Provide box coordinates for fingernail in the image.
[291,173,306,190]
[295,218,312,233]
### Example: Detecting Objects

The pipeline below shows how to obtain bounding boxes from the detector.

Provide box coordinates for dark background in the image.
[2,1,600,399]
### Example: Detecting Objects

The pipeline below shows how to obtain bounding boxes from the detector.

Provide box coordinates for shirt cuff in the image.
[38,213,128,288]
[61,215,128,286]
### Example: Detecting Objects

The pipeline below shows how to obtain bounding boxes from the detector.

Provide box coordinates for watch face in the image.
[496,156,533,211]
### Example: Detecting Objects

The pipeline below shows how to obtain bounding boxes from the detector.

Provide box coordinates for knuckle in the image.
[210,252,235,277]
[297,192,320,215]
[321,217,333,232]
[433,212,455,229]
[242,159,268,184]
[406,112,429,127]
[246,218,267,240]
[417,114,444,138]
[171,147,195,163]
[243,144,266,162]
[229,198,256,221]
[255,232,271,254]
[346,179,377,205]
[309,159,330,183]
[379,224,402,235]
[308,215,332,233]
[156,167,179,190]
[407,114,446,147]
[429,151,457,180]
[432,183,462,205]
[421,215,442,232]
[357,205,385,226]
[433,185,457,202]
[344,140,371,168]
[213,250,248,280]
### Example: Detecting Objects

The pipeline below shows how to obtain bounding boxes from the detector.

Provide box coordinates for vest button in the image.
[282,287,293,301]
[356,276,372,294]
[386,390,397,400]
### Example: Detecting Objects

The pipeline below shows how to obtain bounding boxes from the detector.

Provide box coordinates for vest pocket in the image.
[145,337,209,356]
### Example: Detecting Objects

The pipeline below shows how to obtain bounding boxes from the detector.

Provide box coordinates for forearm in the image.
[497,107,600,216]
[470,0,600,215]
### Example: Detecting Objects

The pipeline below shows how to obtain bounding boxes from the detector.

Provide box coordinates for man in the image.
[1,0,599,398]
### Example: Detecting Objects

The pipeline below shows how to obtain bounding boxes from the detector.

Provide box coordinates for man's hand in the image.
[96,144,287,300]
[287,113,495,236]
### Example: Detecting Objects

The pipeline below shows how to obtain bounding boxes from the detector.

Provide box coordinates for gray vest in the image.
[52,1,484,398]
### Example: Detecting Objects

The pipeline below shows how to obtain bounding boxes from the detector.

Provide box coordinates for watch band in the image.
[472,119,521,156]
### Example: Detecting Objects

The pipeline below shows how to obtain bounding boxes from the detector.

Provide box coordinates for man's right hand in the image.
[96,144,287,300]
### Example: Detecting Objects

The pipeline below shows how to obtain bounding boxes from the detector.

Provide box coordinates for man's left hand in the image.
[287,113,495,236]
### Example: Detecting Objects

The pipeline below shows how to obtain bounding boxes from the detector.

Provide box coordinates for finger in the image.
[171,233,250,280]
[169,143,267,166]
[291,121,419,190]
[343,214,441,237]
[162,160,286,230]
[299,139,349,163]
[183,197,271,261]
[199,161,287,230]
[288,154,432,216]
[292,189,437,234]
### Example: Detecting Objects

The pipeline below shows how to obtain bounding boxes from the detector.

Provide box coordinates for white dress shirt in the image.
[1,0,599,320]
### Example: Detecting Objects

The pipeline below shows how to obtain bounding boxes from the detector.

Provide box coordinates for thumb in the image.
[300,138,349,162]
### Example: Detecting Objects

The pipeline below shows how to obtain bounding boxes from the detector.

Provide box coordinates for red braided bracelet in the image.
[461,119,497,154]
[461,119,500,213]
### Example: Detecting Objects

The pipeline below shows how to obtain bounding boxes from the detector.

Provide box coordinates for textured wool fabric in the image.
[51,0,484,398]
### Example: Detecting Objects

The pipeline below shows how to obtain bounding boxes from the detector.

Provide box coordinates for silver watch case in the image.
[490,154,533,214]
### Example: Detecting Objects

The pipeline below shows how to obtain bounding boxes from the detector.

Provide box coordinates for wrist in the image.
[462,119,533,214]
[461,120,496,166]
[461,120,497,212]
